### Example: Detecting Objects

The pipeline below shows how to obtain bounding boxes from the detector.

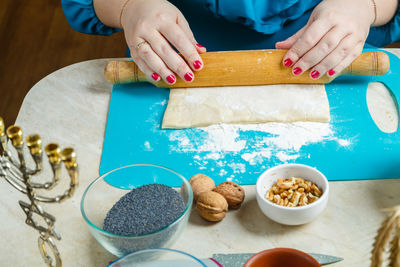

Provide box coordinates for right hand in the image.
[121,0,206,84]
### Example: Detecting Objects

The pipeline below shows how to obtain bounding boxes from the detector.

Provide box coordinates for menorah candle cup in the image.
[26,134,42,156]
[60,148,77,169]
[45,143,61,164]
[6,126,23,147]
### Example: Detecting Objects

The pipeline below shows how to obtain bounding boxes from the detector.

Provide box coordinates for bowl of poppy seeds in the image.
[81,164,193,257]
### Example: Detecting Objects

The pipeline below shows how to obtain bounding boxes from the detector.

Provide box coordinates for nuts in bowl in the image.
[266,177,322,207]
[256,164,329,225]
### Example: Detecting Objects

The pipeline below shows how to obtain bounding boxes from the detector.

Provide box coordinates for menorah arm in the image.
[26,154,43,176]
[34,183,77,203]
[33,162,78,203]
[26,160,61,190]
[2,172,28,194]
[3,150,23,170]
[4,148,49,188]
[7,156,58,190]
[2,159,24,183]
[26,134,43,175]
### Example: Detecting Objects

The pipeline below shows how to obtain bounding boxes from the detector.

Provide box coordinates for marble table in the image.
[1,50,400,266]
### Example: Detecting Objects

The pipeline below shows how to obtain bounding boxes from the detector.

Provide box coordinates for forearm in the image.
[93,0,128,28]
[373,0,398,26]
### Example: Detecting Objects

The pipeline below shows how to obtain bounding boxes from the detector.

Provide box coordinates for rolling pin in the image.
[104,50,390,88]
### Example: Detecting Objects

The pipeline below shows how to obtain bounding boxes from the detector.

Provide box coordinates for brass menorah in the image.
[0,116,78,267]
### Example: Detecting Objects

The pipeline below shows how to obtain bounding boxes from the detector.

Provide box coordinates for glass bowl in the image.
[108,248,206,267]
[81,164,193,257]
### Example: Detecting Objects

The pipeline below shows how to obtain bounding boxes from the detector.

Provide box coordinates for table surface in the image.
[1,50,400,267]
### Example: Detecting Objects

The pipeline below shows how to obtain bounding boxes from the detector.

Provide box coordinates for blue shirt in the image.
[61,0,400,50]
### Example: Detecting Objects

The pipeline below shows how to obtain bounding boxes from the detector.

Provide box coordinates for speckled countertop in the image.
[1,51,400,266]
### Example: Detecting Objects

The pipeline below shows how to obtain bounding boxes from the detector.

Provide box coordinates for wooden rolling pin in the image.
[104,50,390,88]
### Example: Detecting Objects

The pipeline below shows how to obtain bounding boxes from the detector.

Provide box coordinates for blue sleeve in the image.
[202,0,322,34]
[61,0,121,36]
[367,5,400,47]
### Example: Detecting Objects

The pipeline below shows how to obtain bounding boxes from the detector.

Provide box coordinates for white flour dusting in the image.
[168,122,351,177]
[169,122,334,153]
[337,138,351,147]
[144,141,152,151]
[147,100,352,180]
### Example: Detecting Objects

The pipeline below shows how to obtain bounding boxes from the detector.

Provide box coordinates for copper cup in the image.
[244,248,321,267]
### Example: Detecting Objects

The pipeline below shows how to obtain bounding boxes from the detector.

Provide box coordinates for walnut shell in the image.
[196,191,228,222]
[213,181,245,209]
[189,174,215,201]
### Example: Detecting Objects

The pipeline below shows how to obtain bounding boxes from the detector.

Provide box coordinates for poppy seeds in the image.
[103,184,185,236]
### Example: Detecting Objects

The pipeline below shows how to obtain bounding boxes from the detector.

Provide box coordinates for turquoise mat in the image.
[100,50,400,186]
[98,2,400,186]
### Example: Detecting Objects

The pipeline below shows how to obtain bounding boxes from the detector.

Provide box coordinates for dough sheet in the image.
[162,84,330,129]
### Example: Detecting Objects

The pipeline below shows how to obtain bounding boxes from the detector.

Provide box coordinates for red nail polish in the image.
[293,67,302,75]
[311,70,320,79]
[193,60,202,70]
[184,72,193,82]
[166,75,175,84]
[283,58,293,67]
[196,43,204,48]
[328,69,336,76]
[151,73,160,81]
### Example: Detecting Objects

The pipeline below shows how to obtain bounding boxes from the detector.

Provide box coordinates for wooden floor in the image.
[1,1,399,127]
[0,0,126,126]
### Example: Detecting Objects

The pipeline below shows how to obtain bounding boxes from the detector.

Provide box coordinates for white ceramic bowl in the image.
[256,164,329,225]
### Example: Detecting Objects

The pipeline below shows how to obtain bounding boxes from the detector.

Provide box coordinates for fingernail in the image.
[166,74,176,84]
[184,72,194,82]
[311,70,320,79]
[193,60,202,70]
[328,69,336,76]
[196,43,204,48]
[293,67,302,75]
[283,58,293,67]
[151,73,160,81]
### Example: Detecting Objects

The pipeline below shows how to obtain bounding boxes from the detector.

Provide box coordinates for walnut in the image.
[196,191,228,222]
[213,181,245,209]
[189,174,215,201]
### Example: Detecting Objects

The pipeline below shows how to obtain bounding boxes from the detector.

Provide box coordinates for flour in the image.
[167,121,347,178]
[169,122,334,153]
[337,138,351,147]
[142,97,354,182]
[241,151,272,165]
[144,141,152,151]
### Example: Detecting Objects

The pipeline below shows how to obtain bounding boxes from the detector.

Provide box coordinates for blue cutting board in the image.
[100,50,400,186]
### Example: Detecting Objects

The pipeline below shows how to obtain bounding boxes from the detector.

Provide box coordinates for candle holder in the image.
[0,116,78,267]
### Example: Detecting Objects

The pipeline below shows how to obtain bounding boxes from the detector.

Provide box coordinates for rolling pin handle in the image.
[343,51,390,76]
[104,61,149,84]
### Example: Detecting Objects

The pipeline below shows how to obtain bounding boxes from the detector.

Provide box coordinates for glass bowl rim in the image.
[80,164,193,238]
[107,248,207,267]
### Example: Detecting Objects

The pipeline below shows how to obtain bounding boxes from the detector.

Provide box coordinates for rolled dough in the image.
[162,84,330,129]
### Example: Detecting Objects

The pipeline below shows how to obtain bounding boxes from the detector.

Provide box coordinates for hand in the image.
[121,0,206,84]
[276,0,375,79]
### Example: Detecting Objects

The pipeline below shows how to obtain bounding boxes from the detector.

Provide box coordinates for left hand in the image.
[276,0,375,79]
